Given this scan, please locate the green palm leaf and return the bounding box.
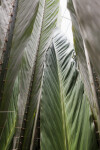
[0,0,39,148]
[67,0,100,134]
[0,76,19,150]
[67,0,92,103]
[71,0,100,76]
[21,0,59,149]
[0,0,59,148]
[0,0,13,56]
[41,32,98,150]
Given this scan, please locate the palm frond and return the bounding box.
[67,0,100,134]
[41,32,98,150]
[21,0,59,149]
[72,0,100,76]
[0,0,39,148]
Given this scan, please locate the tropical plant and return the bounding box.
[0,0,99,150]
[70,0,100,76]
[0,0,59,149]
[41,31,98,150]
[67,0,100,139]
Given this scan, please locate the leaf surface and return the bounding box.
[41,32,98,150]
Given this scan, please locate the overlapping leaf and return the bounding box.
[21,0,59,149]
[0,76,19,149]
[72,0,100,77]
[0,0,59,148]
[67,0,94,113]
[0,0,39,148]
[0,0,13,57]
[67,0,100,133]
[41,32,98,150]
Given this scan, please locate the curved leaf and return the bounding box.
[67,0,100,134]
[21,0,59,149]
[0,0,39,148]
[41,32,98,150]
[67,0,93,104]
[72,0,100,77]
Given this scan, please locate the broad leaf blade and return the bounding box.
[72,0,100,76]
[0,76,19,149]
[0,0,13,57]
[21,0,59,149]
[0,0,39,148]
[41,32,98,150]
[67,0,94,109]
[67,0,100,133]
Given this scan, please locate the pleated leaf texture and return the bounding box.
[72,0,100,77]
[40,32,98,150]
[67,0,93,104]
[67,0,100,134]
[0,0,59,149]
